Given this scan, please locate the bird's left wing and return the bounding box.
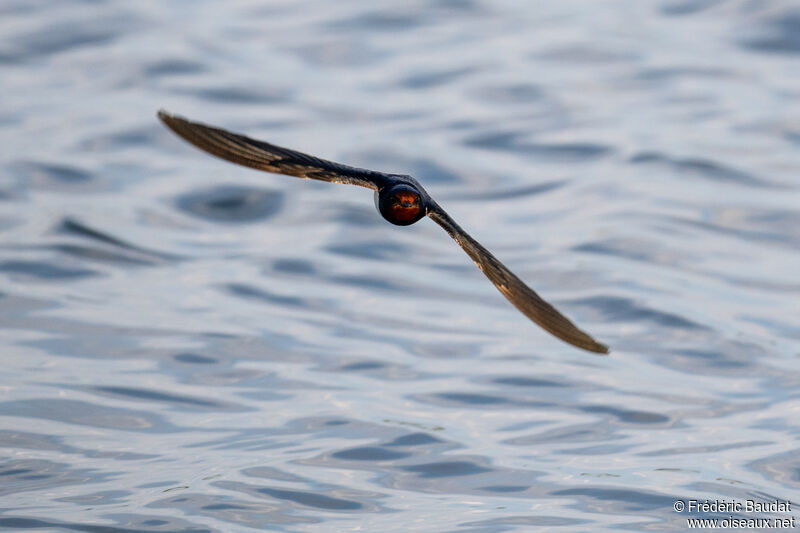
[427,203,608,354]
[158,110,390,190]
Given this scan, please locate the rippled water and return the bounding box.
[2,0,800,531]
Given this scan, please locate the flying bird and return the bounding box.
[158,110,608,354]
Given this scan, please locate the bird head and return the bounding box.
[375,183,425,226]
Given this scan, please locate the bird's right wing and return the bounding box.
[158,110,391,190]
[427,204,608,354]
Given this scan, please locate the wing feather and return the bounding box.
[428,205,608,354]
[158,110,390,190]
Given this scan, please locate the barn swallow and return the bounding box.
[158,110,608,354]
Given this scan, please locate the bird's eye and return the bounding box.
[376,184,425,226]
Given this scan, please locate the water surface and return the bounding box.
[1,0,800,531]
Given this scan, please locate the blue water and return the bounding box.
[2,0,800,531]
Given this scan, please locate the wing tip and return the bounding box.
[586,341,610,355]
[157,109,183,128]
